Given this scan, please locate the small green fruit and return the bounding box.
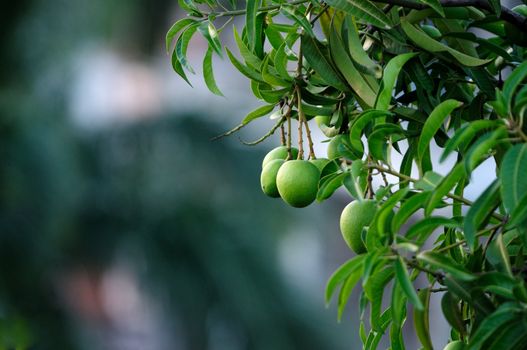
[339,200,377,254]
[262,146,299,168]
[443,341,465,350]
[420,25,442,39]
[505,5,527,46]
[327,134,347,160]
[276,160,320,208]
[260,159,285,198]
[309,158,339,177]
[315,115,331,127]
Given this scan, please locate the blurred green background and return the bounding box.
[0,1,363,349]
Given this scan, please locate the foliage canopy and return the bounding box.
[168,0,527,348]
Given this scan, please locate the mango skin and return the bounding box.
[442,341,465,350]
[276,160,320,208]
[260,159,285,198]
[262,146,299,168]
[339,200,377,254]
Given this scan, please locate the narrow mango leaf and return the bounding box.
[418,0,444,17]
[175,22,200,73]
[274,43,292,81]
[362,249,385,288]
[241,104,276,125]
[414,171,443,191]
[325,254,365,304]
[392,192,430,233]
[468,303,523,349]
[301,34,348,91]
[233,27,262,68]
[441,292,465,335]
[364,266,394,332]
[417,251,476,281]
[226,47,265,83]
[329,25,376,106]
[464,128,507,173]
[417,99,462,162]
[349,110,393,157]
[368,124,405,161]
[166,18,196,52]
[464,180,500,251]
[377,187,410,237]
[171,44,191,85]
[486,234,513,276]
[509,192,527,226]
[414,288,433,350]
[324,0,393,29]
[487,0,501,16]
[337,268,362,321]
[375,53,418,111]
[343,159,366,200]
[485,319,527,350]
[395,257,423,310]
[406,216,461,243]
[425,163,466,216]
[344,17,382,78]
[500,144,527,215]
[261,55,290,87]
[401,21,492,66]
[440,120,502,162]
[282,5,315,37]
[502,61,527,113]
[317,172,346,202]
[198,21,222,56]
[245,0,260,51]
[203,47,223,96]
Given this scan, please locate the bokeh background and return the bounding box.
[0,0,460,349]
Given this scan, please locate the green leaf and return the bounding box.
[274,43,292,81]
[368,124,405,161]
[245,0,260,51]
[301,34,348,91]
[171,44,192,85]
[226,47,265,83]
[392,192,430,233]
[401,21,492,67]
[441,120,502,162]
[486,234,513,276]
[509,192,527,226]
[343,160,366,200]
[282,5,316,38]
[198,21,222,56]
[414,288,433,350]
[325,255,365,304]
[328,24,376,106]
[175,22,201,74]
[324,0,393,29]
[468,303,523,349]
[487,0,501,15]
[425,163,466,216]
[464,179,500,251]
[503,61,527,113]
[406,216,461,243]
[414,171,443,191]
[241,104,276,125]
[441,292,465,336]
[464,128,507,173]
[337,267,362,321]
[364,265,394,332]
[202,47,223,96]
[376,187,410,237]
[485,319,527,350]
[394,257,423,310]
[390,281,407,350]
[344,17,382,78]
[349,110,393,157]
[417,99,462,162]
[233,26,262,68]
[166,18,196,53]
[317,172,346,202]
[375,53,418,111]
[418,0,444,17]
[500,144,527,215]
[418,251,476,280]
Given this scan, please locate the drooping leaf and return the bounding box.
[417,251,476,281]
[203,47,223,96]
[245,0,260,51]
[441,292,465,335]
[413,288,433,350]
[414,171,443,191]
[392,192,430,233]
[364,265,394,332]
[500,144,527,215]
[233,26,262,68]
[317,172,346,202]
[241,104,276,125]
[344,17,382,78]
[325,255,366,304]
[337,267,362,321]
[324,0,393,29]
[198,21,222,56]
[417,99,462,162]
[375,53,418,111]
[226,47,265,83]
[394,257,423,310]
[418,0,444,17]
[166,18,197,53]
[425,163,466,216]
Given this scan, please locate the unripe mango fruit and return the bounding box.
[339,200,377,254]
[262,146,299,168]
[276,160,319,208]
[327,134,347,160]
[260,159,285,198]
[442,341,465,350]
